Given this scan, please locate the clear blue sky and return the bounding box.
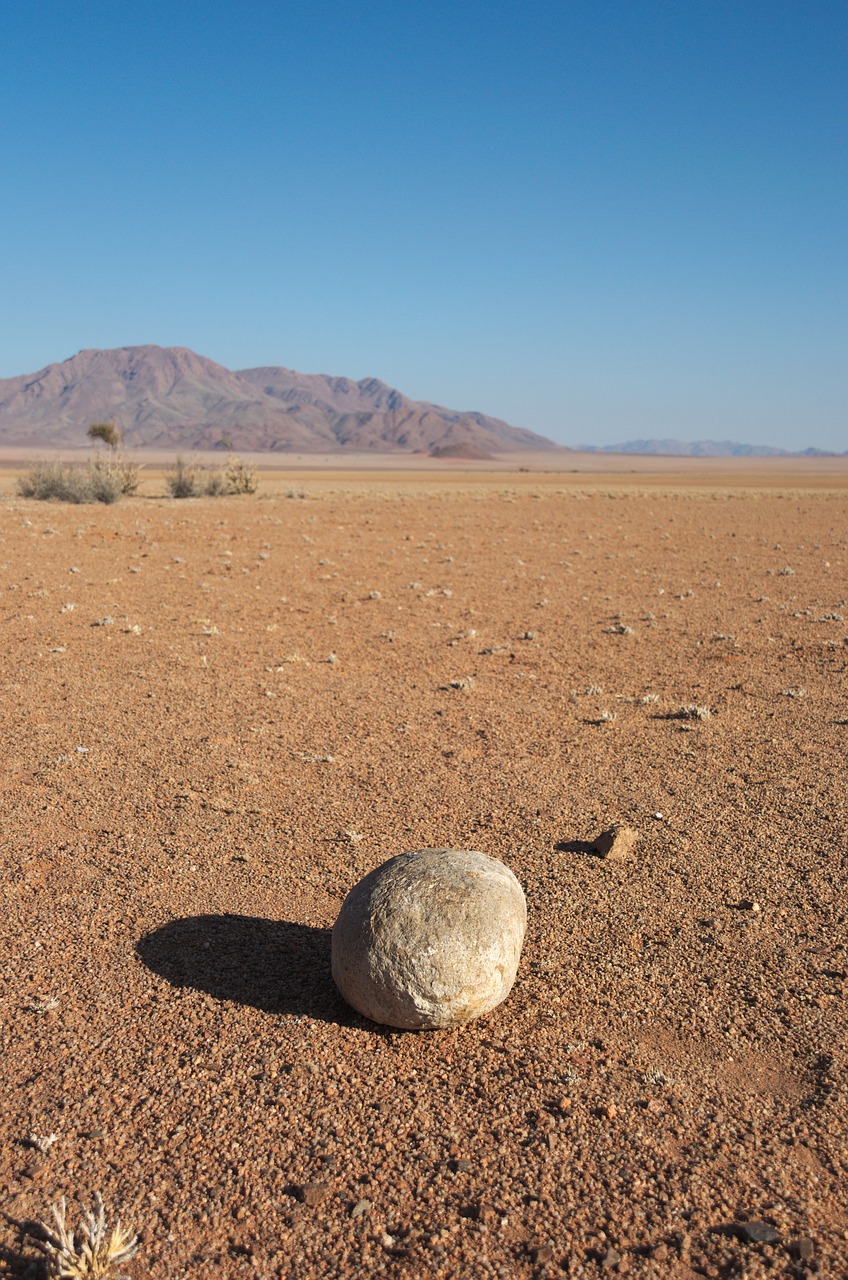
[2,1,846,449]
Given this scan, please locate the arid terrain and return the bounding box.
[1,455,846,1279]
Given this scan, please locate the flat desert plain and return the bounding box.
[1,457,846,1279]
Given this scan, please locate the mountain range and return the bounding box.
[578,439,840,457]
[0,346,555,454]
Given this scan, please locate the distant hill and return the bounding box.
[578,439,840,457]
[0,346,557,453]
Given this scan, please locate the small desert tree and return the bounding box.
[85,419,142,495]
[87,420,121,449]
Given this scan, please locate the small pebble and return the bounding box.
[738,1220,779,1244]
[297,1182,328,1207]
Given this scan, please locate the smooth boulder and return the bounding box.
[331,848,527,1029]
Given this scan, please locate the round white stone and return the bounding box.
[331,848,527,1029]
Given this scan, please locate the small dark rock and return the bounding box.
[792,1237,815,1262]
[450,1158,474,1172]
[529,1242,554,1263]
[296,1182,328,1207]
[738,1220,779,1244]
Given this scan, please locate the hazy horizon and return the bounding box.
[2,2,846,452]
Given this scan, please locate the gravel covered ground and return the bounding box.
[1,473,846,1278]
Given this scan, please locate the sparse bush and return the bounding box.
[202,469,229,496]
[16,459,122,504]
[223,455,258,494]
[166,455,200,498]
[86,458,124,504]
[166,454,258,498]
[111,455,142,495]
[17,460,68,500]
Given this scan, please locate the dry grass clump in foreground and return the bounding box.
[33,1194,138,1278]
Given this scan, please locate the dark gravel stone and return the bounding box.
[792,1237,815,1261]
[297,1182,329,1207]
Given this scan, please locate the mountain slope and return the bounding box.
[0,346,556,452]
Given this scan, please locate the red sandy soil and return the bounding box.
[1,462,846,1279]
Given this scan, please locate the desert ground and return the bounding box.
[1,454,846,1279]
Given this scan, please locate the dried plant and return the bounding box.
[17,460,121,504]
[166,453,258,497]
[223,455,258,494]
[166,455,199,498]
[672,704,712,721]
[34,1194,138,1279]
[25,1131,59,1154]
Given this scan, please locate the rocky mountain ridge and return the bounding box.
[0,346,555,453]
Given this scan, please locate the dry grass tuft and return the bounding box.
[34,1194,138,1279]
[672,704,712,721]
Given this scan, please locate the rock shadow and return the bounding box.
[554,838,599,857]
[136,914,357,1025]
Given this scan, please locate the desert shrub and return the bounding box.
[112,455,142,495]
[166,456,200,498]
[17,460,68,500]
[86,458,123,504]
[166,454,258,498]
[16,459,121,504]
[202,469,229,496]
[223,455,258,494]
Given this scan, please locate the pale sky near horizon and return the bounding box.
[2,1,846,450]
